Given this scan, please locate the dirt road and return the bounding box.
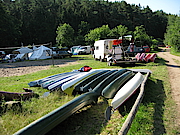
[157,50,180,128]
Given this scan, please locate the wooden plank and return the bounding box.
[118,72,150,135]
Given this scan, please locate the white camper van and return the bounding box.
[93,39,115,62]
[69,46,91,55]
[77,46,91,54]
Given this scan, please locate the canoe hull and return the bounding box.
[111,72,144,110]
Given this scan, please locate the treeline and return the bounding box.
[0,0,169,48]
[164,15,180,52]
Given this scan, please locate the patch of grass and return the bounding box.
[0,92,75,135]
[170,48,180,56]
[0,55,179,134]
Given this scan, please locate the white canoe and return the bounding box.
[111,72,144,110]
[47,73,84,91]
[61,69,104,95]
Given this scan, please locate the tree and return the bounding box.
[56,23,74,48]
[75,21,90,45]
[1,0,170,48]
[164,15,180,52]
[108,24,128,38]
[85,25,110,44]
[134,25,151,46]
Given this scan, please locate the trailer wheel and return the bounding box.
[100,57,104,62]
[107,61,112,66]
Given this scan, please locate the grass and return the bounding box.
[0,55,179,135]
[170,48,180,56]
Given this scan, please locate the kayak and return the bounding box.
[135,53,141,61]
[92,69,129,95]
[149,53,156,62]
[62,69,104,95]
[139,53,146,61]
[41,73,83,89]
[73,70,110,93]
[143,53,151,62]
[111,72,144,110]
[47,73,84,91]
[102,71,134,99]
[80,70,118,93]
[28,71,81,87]
[14,90,100,135]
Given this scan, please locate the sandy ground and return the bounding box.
[0,51,180,127]
[0,59,79,77]
[157,49,180,127]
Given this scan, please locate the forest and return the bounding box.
[0,0,179,51]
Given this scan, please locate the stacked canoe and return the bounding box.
[14,69,151,135]
[28,69,143,96]
[135,53,156,62]
[28,68,151,103]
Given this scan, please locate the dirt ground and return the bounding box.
[157,49,180,128]
[0,51,180,127]
[0,59,79,77]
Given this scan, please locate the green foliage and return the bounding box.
[151,39,159,50]
[164,15,180,52]
[134,25,151,46]
[0,0,170,48]
[0,2,20,47]
[75,21,90,45]
[108,25,128,38]
[85,25,110,43]
[56,23,74,47]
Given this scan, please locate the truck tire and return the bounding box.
[107,61,112,66]
[93,55,97,60]
[100,57,104,62]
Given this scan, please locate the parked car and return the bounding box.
[69,46,91,55]
[143,45,150,53]
[0,51,5,58]
[158,43,166,47]
[76,46,91,54]
[53,51,72,59]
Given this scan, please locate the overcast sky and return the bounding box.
[109,0,180,15]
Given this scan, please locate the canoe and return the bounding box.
[28,71,81,87]
[13,69,149,135]
[41,73,83,89]
[102,71,135,99]
[73,70,110,93]
[111,72,144,110]
[47,73,84,91]
[128,69,152,74]
[139,53,146,61]
[37,72,81,86]
[143,53,151,62]
[80,70,118,93]
[149,53,156,62]
[92,69,129,95]
[14,91,100,135]
[62,69,104,95]
[135,53,141,61]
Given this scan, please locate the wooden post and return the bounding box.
[50,42,54,66]
[118,72,150,135]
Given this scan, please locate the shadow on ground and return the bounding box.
[45,99,108,135]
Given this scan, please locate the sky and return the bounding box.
[109,0,180,15]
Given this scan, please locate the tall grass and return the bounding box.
[0,55,179,134]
